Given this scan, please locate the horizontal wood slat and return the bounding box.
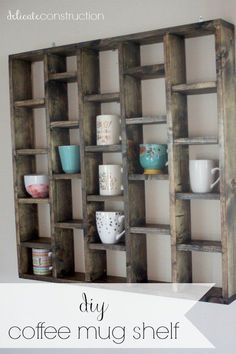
[87,195,124,202]
[89,242,126,251]
[172,81,217,94]
[85,145,122,153]
[54,220,84,229]
[14,98,45,108]
[130,224,170,235]
[52,173,81,180]
[129,174,169,181]
[124,64,165,80]
[174,137,218,145]
[50,120,79,129]
[18,198,50,204]
[84,92,120,102]
[126,116,167,125]
[48,71,77,82]
[20,237,52,249]
[176,192,220,200]
[16,148,48,155]
[177,240,222,253]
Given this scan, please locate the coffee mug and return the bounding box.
[58,145,80,173]
[96,211,125,244]
[96,115,121,145]
[189,160,220,193]
[99,165,123,196]
[139,144,168,174]
[32,248,52,276]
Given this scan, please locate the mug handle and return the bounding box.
[210,167,220,190]
[116,216,125,241]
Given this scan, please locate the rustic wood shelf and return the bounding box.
[89,242,126,251]
[130,224,170,235]
[129,174,169,181]
[52,173,81,180]
[84,92,120,103]
[172,81,217,95]
[124,64,165,80]
[85,144,122,153]
[21,237,51,249]
[19,273,56,282]
[14,98,45,108]
[16,148,48,155]
[9,18,236,302]
[174,137,218,145]
[176,192,220,200]
[126,116,167,125]
[48,71,77,83]
[176,240,222,253]
[50,120,79,129]
[54,220,84,229]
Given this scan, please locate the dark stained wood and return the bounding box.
[215,23,236,299]
[54,219,84,229]
[48,71,77,83]
[50,120,79,129]
[85,144,122,153]
[174,137,218,145]
[164,33,192,283]
[14,98,45,108]
[21,237,52,249]
[176,240,222,253]
[124,64,165,80]
[78,47,106,281]
[84,92,120,103]
[53,173,81,180]
[130,224,170,235]
[119,41,147,282]
[16,148,48,155]
[126,116,167,125]
[172,81,217,95]
[176,192,220,200]
[129,173,169,181]
[89,243,126,251]
[18,198,50,204]
[87,194,124,202]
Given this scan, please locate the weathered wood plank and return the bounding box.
[130,223,170,235]
[84,92,120,102]
[89,243,126,251]
[176,192,220,200]
[164,33,192,283]
[48,71,77,83]
[85,144,122,153]
[54,219,84,229]
[124,64,165,80]
[176,240,222,253]
[18,198,50,204]
[52,173,81,180]
[50,120,79,129]
[126,116,167,125]
[87,195,124,202]
[129,173,169,181]
[21,237,52,249]
[174,137,218,145]
[172,81,217,95]
[16,148,48,155]
[14,98,45,108]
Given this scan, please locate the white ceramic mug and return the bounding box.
[96,115,121,145]
[189,160,220,193]
[96,211,125,244]
[32,248,52,276]
[99,164,123,196]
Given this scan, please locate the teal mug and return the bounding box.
[139,144,168,174]
[58,145,80,174]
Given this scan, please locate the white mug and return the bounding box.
[96,211,125,244]
[189,160,220,193]
[96,115,121,145]
[99,164,122,196]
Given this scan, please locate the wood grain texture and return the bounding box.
[89,243,126,251]
[174,137,218,145]
[119,41,147,282]
[14,98,45,108]
[176,240,222,253]
[128,173,169,181]
[21,237,52,249]
[52,173,81,180]
[130,224,170,235]
[87,194,124,202]
[124,64,165,80]
[48,71,77,83]
[84,92,120,102]
[55,219,84,229]
[176,192,220,200]
[164,33,192,283]
[126,116,167,125]
[85,144,122,153]
[172,81,216,94]
[50,120,79,129]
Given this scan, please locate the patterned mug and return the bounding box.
[99,165,123,196]
[32,248,52,276]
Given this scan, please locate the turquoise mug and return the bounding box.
[139,144,168,174]
[58,145,80,174]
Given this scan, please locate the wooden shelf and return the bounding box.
[16,148,48,155]
[89,242,126,251]
[176,240,222,253]
[14,98,45,108]
[124,64,165,80]
[19,273,55,282]
[130,223,170,235]
[50,120,79,129]
[176,192,220,200]
[84,92,120,103]
[129,174,168,181]
[174,137,218,145]
[85,145,122,153]
[53,173,81,180]
[54,220,84,229]
[56,272,86,283]
[126,116,167,125]
[172,81,217,95]
[20,237,51,249]
[87,195,124,202]
[18,198,50,204]
[48,71,77,83]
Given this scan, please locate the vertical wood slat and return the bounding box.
[44,54,74,277]
[164,34,192,283]
[215,22,236,299]
[119,42,147,282]
[77,48,106,281]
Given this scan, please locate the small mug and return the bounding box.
[189,160,220,193]
[99,164,123,196]
[96,115,121,145]
[58,145,80,174]
[139,144,168,174]
[96,211,125,244]
[32,248,52,276]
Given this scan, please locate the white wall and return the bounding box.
[0,0,235,288]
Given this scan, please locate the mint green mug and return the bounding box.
[58,145,80,174]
